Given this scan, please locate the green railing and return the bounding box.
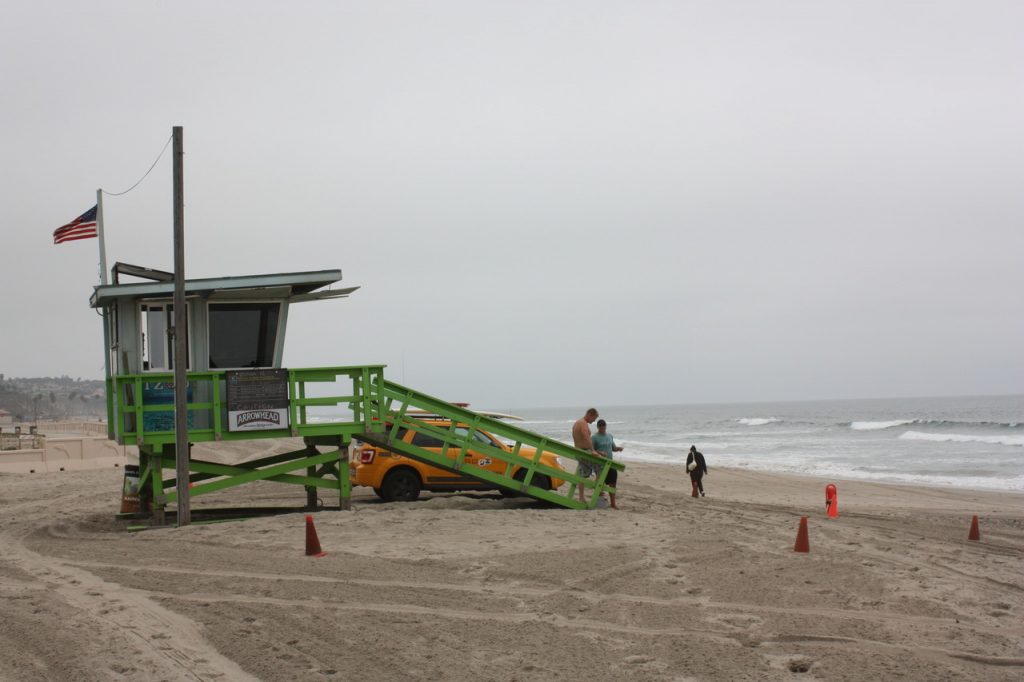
[109,365,387,447]
[366,379,624,510]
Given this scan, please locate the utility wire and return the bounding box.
[102,133,173,196]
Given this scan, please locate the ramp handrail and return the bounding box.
[371,379,623,510]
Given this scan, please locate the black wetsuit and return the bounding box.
[686,450,707,496]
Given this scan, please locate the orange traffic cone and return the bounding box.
[305,515,326,557]
[794,516,810,553]
[967,515,980,542]
[825,483,838,518]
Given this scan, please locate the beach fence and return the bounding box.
[0,423,134,473]
[1,431,45,452]
[34,420,108,437]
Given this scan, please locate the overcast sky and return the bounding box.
[3,1,1022,408]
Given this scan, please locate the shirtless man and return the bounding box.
[572,408,601,503]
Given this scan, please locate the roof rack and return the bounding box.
[405,408,523,421]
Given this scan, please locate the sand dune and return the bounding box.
[1,456,1021,681]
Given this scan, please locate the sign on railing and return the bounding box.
[226,369,290,432]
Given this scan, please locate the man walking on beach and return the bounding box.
[686,445,707,498]
[572,408,600,503]
[592,419,624,509]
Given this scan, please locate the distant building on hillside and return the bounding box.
[0,409,13,425]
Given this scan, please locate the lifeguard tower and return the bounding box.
[92,263,622,519]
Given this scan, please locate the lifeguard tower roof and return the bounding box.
[90,269,357,308]
[93,266,359,379]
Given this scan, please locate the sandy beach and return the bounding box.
[1,441,1022,681]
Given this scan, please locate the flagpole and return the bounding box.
[96,190,114,441]
[96,189,109,285]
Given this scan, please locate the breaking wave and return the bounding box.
[850,420,914,431]
[915,419,1021,429]
[898,431,1024,447]
[736,418,781,426]
[849,419,1021,431]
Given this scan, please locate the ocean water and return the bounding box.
[513,395,1024,493]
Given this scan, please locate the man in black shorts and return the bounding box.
[592,419,624,508]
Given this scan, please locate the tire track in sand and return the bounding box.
[0,490,258,681]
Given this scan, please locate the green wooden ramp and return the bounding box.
[362,379,623,510]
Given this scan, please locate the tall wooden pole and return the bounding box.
[96,189,108,285]
[172,126,191,527]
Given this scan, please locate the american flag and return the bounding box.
[53,205,98,244]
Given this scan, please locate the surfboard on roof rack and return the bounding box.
[405,408,523,421]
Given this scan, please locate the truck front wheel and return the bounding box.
[380,469,422,502]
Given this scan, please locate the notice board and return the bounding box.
[226,369,290,432]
